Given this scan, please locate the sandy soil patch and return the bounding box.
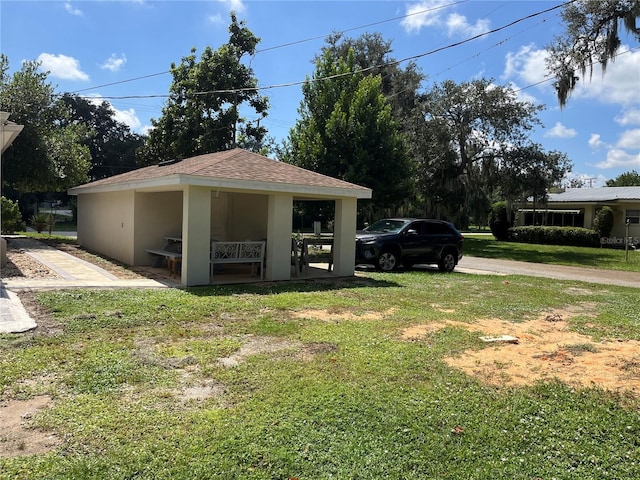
[402,306,640,395]
[0,396,62,458]
[290,308,394,322]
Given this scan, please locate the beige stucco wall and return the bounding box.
[228,193,268,241]
[77,191,135,264]
[133,191,183,265]
[210,192,230,241]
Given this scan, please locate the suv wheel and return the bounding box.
[438,250,457,272]
[377,251,399,271]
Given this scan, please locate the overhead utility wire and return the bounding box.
[255,0,469,53]
[69,0,467,95]
[89,0,574,101]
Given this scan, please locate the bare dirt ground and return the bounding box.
[401,303,640,396]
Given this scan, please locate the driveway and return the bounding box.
[457,256,640,288]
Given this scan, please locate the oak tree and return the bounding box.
[546,0,640,107]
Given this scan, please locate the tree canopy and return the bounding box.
[281,44,412,222]
[58,94,144,181]
[413,79,553,226]
[142,13,269,163]
[546,0,640,107]
[0,55,90,196]
[605,169,640,186]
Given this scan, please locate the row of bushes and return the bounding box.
[488,201,610,248]
[508,226,600,247]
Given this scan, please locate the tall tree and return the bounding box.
[0,56,90,198]
[282,47,413,222]
[143,13,269,163]
[497,144,572,220]
[321,32,425,124]
[546,0,640,107]
[414,79,543,226]
[57,94,144,180]
[605,169,640,186]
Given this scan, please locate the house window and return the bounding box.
[626,209,640,224]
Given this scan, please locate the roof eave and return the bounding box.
[68,173,373,199]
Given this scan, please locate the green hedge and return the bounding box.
[508,226,599,247]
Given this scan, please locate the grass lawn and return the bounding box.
[1,272,639,479]
[463,234,640,272]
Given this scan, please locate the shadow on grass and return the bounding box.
[186,275,402,297]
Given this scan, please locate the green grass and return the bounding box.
[463,234,640,272]
[1,273,639,479]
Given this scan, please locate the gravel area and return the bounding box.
[2,244,58,279]
[2,238,148,280]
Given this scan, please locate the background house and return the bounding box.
[517,186,640,240]
[68,148,372,286]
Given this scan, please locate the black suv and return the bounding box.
[355,218,463,272]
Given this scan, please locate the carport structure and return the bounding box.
[68,148,372,286]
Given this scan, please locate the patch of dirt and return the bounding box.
[217,335,303,367]
[13,292,64,337]
[401,306,640,395]
[290,308,395,322]
[0,396,63,458]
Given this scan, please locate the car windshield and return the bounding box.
[363,219,410,233]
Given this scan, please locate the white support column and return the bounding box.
[181,186,211,286]
[332,197,357,276]
[266,194,293,281]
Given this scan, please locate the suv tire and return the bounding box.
[377,250,399,271]
[438,250,457,272]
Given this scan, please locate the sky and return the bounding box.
[1,0,639,187]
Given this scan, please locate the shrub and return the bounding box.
[488,201,511,241]
[1,196,25,234]
[508,226,599,247]
[30,212,53,233]
[593,206,614,239]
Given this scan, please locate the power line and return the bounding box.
[254,0,470,53]
[69,0,469,96]
[77,1,575,101]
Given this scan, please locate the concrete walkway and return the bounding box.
[1,238,176,334]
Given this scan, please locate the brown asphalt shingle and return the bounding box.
[72,148,370,192]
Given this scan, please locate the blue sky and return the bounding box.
[2,0,639,187]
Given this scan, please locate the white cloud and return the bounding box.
[545,122,577,139]
[504,81,539,105]
[140,125,154,136]
[617,128,640,150]
[615,108,640,126]
[65,2,82,16]
[446,13,490,38]
[400,1,489,37]
[400,0,448,33]
[36,53,89,81]
[217,0,245,13]
[502,44,550,86]
[208,13,224,25]
[86,95,142,132]
[588,133,606,149]
[596,149,640,169]
[113,108,142,132]
[572,46,640,106]
[101,54,127,72]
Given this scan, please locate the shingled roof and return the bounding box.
[69,148,372,198]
